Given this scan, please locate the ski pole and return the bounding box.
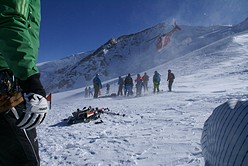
[101,108,125,117]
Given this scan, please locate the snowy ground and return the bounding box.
[38,33,248,165]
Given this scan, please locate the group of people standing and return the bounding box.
[89,69,175,98]
[84,87,93,97]
[153,69,175,92]
[117,69,175,96]
[117,72,149,96]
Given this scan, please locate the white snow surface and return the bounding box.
[38,32,248,166]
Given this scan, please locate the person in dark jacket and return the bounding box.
[93,74,102,98]
[153,71,161,93]
[167,69,175,92]
[117,76,124,96]
[124,73,133,96]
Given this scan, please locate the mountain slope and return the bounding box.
[38,18,248,93]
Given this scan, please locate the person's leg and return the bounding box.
[127,85,131,96]
[145,82,148,92]
[170,81,173,91]
[124,86,127,96]
[154,83,159,93]
[93,87,97,98]
[118,86,121,96]
[96,86,100,98]
[139,85,142,95]
[168,81,172,91]
[0,105,39,166]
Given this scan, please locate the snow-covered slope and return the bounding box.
[38,51,93,91]
[38,18,248,93]
[38,31,248,165]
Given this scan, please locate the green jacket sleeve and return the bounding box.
[0,0,40,80]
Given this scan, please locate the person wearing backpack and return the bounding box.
[153,71,161,93]
[167,69,175,92]
[124,73,133,96]
[93,74,102,98]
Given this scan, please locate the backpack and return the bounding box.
[153,74,160,83]
[171,73,175,79]
[125,76,133,85]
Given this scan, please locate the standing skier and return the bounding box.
[142,72,149,93]
[167,69,175,92]
[0,0,48,165]
[124,73,133,96]
[153,71,161,93]
[117,76,124,96]
[106,83,110,94]
[88,87,93,97]
[93,74,102,98]
[135,74,143,96]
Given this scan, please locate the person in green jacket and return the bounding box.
[0,0,48,165]
[153,71,161,93]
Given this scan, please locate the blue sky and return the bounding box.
[38,0,248,63]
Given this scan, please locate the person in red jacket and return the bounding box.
[135,74,143,96]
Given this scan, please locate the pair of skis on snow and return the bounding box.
[66,106,125,125]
